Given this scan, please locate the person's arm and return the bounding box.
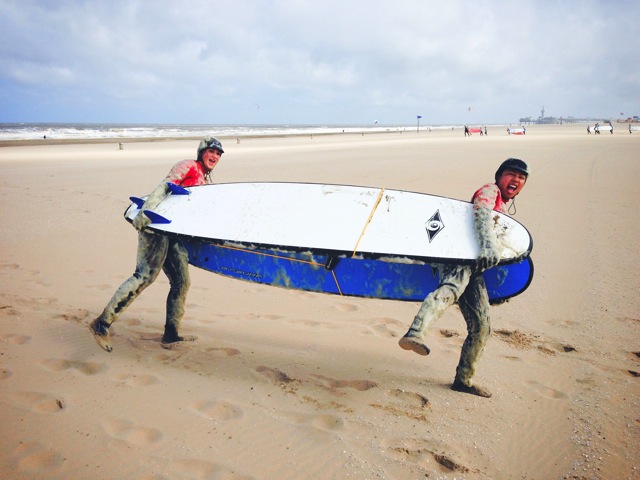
[132,160,198,231]
[472,185,502,271]
[132,180,170,231]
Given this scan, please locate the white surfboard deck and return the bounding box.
[594,125,613,131]
[125,182,532,264]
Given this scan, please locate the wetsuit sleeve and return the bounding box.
[472,188,502,271]
[132,160,201,231]
[472,183,500,211]
[165,160,197,186]
[132,161,192,230]
[132,181,170,230]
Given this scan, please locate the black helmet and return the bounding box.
[495,158,529,182]
[197,136,224,159]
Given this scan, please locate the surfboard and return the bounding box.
[124,182,534,303]
[594,125,613,132]
[507,128,525,135]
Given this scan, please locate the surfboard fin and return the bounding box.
[143,210,171,224]
[166,183,190,195]
[129,196,146,209]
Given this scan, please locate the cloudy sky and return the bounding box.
[1,0,638,125]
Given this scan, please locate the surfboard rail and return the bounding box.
[183,238,534,303]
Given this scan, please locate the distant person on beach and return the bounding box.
[464,125,471,137]
[587,125,591,134]
[399,158,530,398]
[484,126,487,136]
[89,137,225,352]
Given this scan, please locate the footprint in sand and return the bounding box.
[334,302,358,313]
[281,411,344,431]
[370,389,430,422]
[204,347,241,357]
[56,309,90,323]
[0,262,20,270]
[169,459,254,480]
[102,418,162,446]
[381,437,469,473]
[0,306,22,318]
[113,373,159,386]
[11,441,64,474]
[154,353,174,363]
[255,365,294,384]
[0,333,31,344]
[38,358,108,376]
[369,317,403,338]
[310,373,377,391]
[388,388,430,408]
[524,380,568,400]
[1,368,13,380]
[189,400,243,421]
[286,318,336,329]
[6,391,66,414]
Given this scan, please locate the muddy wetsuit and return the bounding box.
[400,183,508,396]
[93,159,211,344]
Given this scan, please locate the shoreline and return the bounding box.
[0,121,618,147]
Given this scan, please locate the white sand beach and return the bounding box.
[0,124,638,479]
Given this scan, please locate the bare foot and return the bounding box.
[89,319,112,353]
[398,336,430,356]
[451,379,492,398]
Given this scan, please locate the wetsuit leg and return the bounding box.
[90,232,168,351]
[161,239,191,343]
[452,272,492,397]
[399,264,472,355]
[95,232,168,328]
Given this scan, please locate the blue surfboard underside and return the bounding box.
[184,240,533,303]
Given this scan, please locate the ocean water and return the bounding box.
[0,123,439,141]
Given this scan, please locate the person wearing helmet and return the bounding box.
[399,158,530,398]
[90,137,224,352]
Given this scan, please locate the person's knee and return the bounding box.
[135,265,162,284]
[438,282,462,304]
